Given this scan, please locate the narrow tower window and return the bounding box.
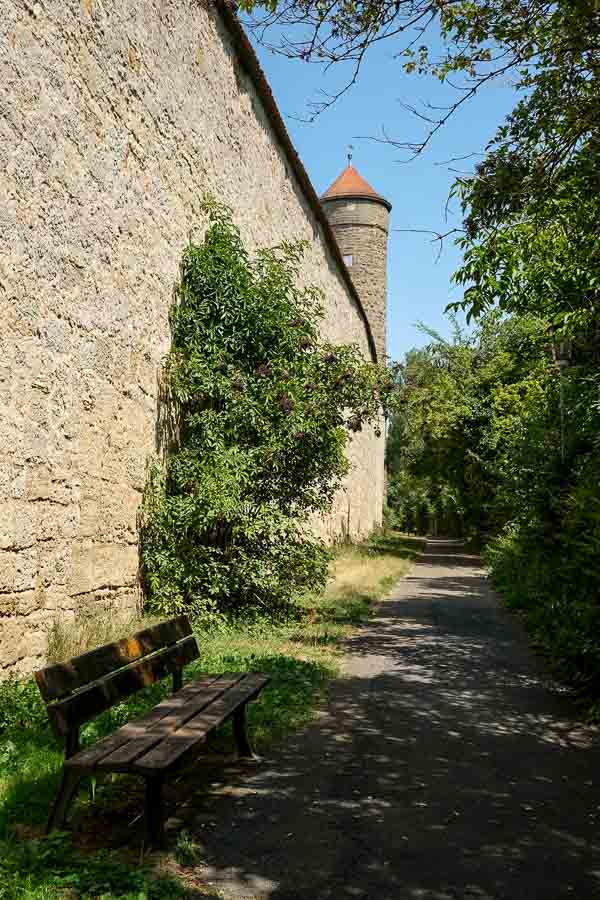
[343,254,353,267]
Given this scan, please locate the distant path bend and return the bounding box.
[187,539,600,899]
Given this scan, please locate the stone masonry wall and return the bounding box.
[0,0,385,676]
[321,197,390,361]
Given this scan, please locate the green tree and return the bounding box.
[388,305,600,696]
[451,150,600,337]
[386,323,481,537]
[386,312,548,537]
[140,198,393,621]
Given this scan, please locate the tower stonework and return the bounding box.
[321,166,391,360]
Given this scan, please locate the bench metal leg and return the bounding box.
[233,703,258,759]
[145,776,166,848]
[172,669,183,693]
[47,769,81,833]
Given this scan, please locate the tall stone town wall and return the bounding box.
[0,0,386,675]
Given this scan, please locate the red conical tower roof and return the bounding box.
[322,165,391,210]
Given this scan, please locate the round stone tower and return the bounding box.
[321,165,391,361]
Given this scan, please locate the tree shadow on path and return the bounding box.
[88,541,600,899]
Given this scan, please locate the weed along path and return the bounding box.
[174,539,600,899]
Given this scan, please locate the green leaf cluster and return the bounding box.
[387,307,600,698]
[386,312,547,537]
[140,198,392,621]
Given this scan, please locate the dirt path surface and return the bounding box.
[180,540,600,899]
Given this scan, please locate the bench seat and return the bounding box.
[65,672,269,775]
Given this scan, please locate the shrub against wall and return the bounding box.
[140,199,393,621]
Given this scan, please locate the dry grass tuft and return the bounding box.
[46,609,161,664]
[327,545,413,601]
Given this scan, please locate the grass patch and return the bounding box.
[0,831,192,900]
[0,532,420,899]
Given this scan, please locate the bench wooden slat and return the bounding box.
[35,616,192,702]
[133,673,270,774]
[63,674,223,771]
[47,635,200,736]
[93,673,244,770]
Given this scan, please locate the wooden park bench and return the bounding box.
[34,615,269,846]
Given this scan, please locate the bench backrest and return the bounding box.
[34,616,199,738]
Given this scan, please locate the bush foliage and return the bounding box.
[387,308,600,698]
[140,198,392,621]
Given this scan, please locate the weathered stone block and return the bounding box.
[68,543,139,597]
[0,620,29,667]
[0,550,36,594]
[0,502,35,550]
[0,594,18,617]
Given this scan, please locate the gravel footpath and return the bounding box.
[179,539,600,899]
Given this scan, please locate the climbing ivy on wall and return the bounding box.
[140,197,394,621]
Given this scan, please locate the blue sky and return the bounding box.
[250,28,518,361]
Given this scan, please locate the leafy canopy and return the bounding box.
[140,198,393,621]
[387,308,600,698]
[385,312,549,537]
[242,0,600,205]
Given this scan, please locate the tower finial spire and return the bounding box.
[347,144,354,165]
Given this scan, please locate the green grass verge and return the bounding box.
[0,532,421,899]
